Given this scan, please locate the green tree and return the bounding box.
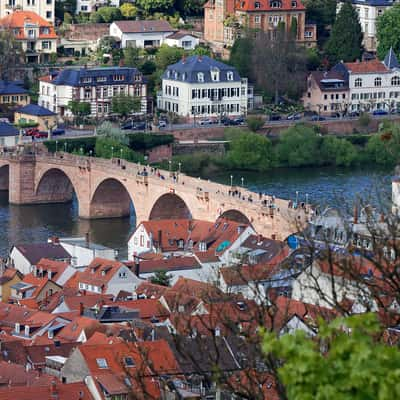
[140,60,157,75]
[136,0,174,15]
[246,115,265,132]
[320,136,357,167]
[111,95,141,118]
[56,0,77,21]
[325,2,363,63]
[226,132,274,171]
[229,37,253,78]
[95,137,144,162]
[120,3,138,18]
[0,30,24,80]
[123,47,140,67]
[276,124,321,167]
[150,270,172,286]
[262,313,400,400]
[290,17,298,38]
[91,7,122,23]
[377,4,400,60]
[155,45,185,71]
[68,101,91,117]
[366,123,400,166]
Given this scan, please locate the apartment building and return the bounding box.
[0,0,54,24]
[157,55,248,119]
[38,66,147,117]
[0,10,57,63]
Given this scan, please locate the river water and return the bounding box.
[0,165,393,258]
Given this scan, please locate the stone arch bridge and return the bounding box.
[0,152,306,240]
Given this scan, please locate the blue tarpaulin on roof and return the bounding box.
[216,240,230,252]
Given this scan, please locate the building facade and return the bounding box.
[0,10,58,63]
[76,0,120,14]
[157,55,248,119]
[338,0,399,53]
[0,80,30,106]
[303,49,400,114]
[109,20,175,49]
[0,0,55,24]
[38,66,147,117]
[204,0,317,48]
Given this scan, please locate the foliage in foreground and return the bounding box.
[262,313,400,400]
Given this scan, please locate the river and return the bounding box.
[0,165,393,259]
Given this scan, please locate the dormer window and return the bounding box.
[81,77,92,83]
[182,72,186,81]
[197,72,204,82]
[240,1,245,7]
[97,76,107,82]
[211,67,220,82]
[167,70,171,78]
[174,71,179,79]
[270,0,281,7]
[255,1,260,8]
[227,71,234,81]
[96,358,108,369]
[113,75,124,81]
[291,0,297,7]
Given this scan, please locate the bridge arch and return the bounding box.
[219,209,252,225]
[149,192,192,220]
[35,167,77,204]
[90,177,135,219]
[0,164,9,191]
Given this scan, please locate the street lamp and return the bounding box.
[241,177,244,187]
[111,146,114,159]
[295,190,299,206]
[89,150,93,157]
[169,160,172,175]
[178,162,181,174]
[230,175,233,187]
[80,147,83,155]
[120,148,123,159]
[55,140,58,153]
[64,142,67,152]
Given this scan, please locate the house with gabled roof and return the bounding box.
[73,258,142,296]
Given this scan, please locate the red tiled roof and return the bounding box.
[133,256,201,274]
[135,281,169,299]
[0,11,58,40]
[0,382,92,400]
[109,299,170,321]
[171,277,224,301]
[0,361,53,387]
[344,59,389,74]
[57,316,105,342]
[235,0,305,12]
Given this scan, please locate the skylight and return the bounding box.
[96,358,108,369]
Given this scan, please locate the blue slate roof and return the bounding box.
[0,80,28,96]
[162,56,242,83]
[351,0,395,5]
[18,104,56,116]
[50,67,143,87]
[0,122,19,137]
[384,47,400,69]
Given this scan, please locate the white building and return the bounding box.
[76,0,120,14]
[59,237,116,268]
[157,55,248,120]
[338,0,398,52]
[38,66,147,117]
[0,0,55,24]
[110,20,175,48]
[333,48,400,112]
[164,31,200,50]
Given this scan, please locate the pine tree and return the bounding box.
[325,1,363,64]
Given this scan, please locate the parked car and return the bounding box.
[287,113,302,120]
[348,111,360,118]
[373,109,388,116]
[198,119,213,126]
[52,128,65,136]
[121,121,146,130]
[158,120,167,128]
[25,128,40,136]
[33,131,48,139]
[268,114,282,121]
[310,115,326,121]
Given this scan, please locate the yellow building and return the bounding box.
[15,104,57,131]
[0,268,23,303]
[0,80,30,106]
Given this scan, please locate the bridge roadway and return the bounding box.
[0,151,307,240]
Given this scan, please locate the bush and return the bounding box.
[127,133,174,150]
[44,137,96,155]
[246,115,265,132]
[95,137,144,162]
[358,112,371,127]
[15,121,39,128]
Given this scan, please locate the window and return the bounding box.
[197,72,204,82]
[46,11,52,19]
[119,271,127,278]
[270,0,281,8]
[96,358,108,369]
[392,76,400,86]
[254,15,261,24]
[97,76,107,82]
[355,78,362,87]
[113,75,124,81]
[374,77,382,87]
[255,1,260,8]
[124,357,135,367]
[291,0,297,6]
[227,71,234,81]
[42,41,51,50]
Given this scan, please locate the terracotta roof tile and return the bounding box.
[109,299,170,321]
[344,59,389,74]
[235,0,305,12]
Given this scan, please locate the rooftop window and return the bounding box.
[96,358,108,369]
[124,357,135,367]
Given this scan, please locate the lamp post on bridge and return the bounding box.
[64,142,67,153]
[111,146,114,159]
[169,160,172,177]
[241,177,244,187]
[295,191,299,207]
[178,162,181,174]
[230,175,233,187]
[55,140,58,153]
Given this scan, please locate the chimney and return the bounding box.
[157,230,162,252]
[182,54,186,64]
[85,232,90,248]
[353,204,358,224]
[271,233,276,240]
[79,302,84,316]
[50,380,57,398]
[135,258,140,277]
[257,234,262,244]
